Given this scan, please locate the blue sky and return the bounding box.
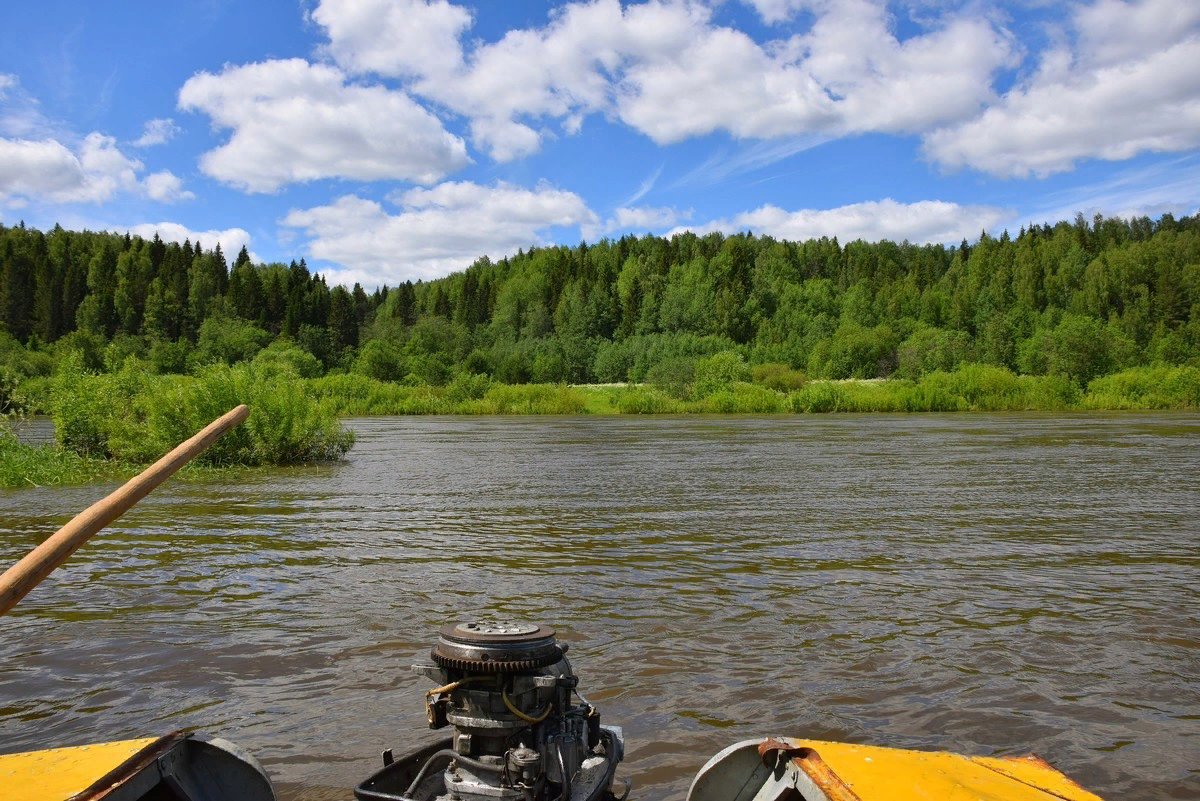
[1,0,1197,290]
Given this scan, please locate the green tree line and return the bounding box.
[2,212,1199,397]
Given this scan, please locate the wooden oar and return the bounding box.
[0,404,250,616]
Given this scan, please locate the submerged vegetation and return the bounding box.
[2,211,1199,487]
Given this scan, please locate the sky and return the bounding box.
[0,0,1198,290]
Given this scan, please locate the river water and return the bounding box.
[1,415,1197,800]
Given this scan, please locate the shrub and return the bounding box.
[695,383,786,413]
[253,338,324,378]
[645,357,696,399]
[789,382,850,413]
[615,386,683,414]
[353,340,407,382]
[750,363,807,392]
[693,351,751,397]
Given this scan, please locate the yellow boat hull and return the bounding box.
[0,732,274,801]
[688,737,1103,801]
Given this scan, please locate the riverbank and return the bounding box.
[304,363,1200,415]
[3,363,1196,489]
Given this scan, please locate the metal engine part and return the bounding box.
[392,621,625,801]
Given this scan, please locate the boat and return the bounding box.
[1,620,1104,801]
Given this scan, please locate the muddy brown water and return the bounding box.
[1,415,1197,800]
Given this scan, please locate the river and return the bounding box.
[1,414,1197,800]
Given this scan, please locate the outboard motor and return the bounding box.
[355,622,626,801]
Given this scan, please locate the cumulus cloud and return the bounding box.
[0,76,193,206]
[924,0,1200,177]
[675,198,1011,245]
[125,222,253,263]
[0,132,195,206]
[312,0,471,79]
[281,181,597,284]
[144,170,195,202]
[178,58,469,192]
[586,205,689,240]
[133,118,180,147]
[313,0,1013,161]
[0,132,144,204]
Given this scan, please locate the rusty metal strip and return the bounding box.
[66,731,190,801]
[758,739,863,801]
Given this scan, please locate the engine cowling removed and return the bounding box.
[354,622,626,801]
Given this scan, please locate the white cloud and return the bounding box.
[741,0,812,24]
[125,222,253,263]
[0,77,192,206]
[177,58,469,192]
[0,132,144,204]
[133,118,180,147]
[313,0,1013,161]
[281,182,597,284]
[144,170,195,203]
[0,131,195,206]
[675,198,1011,245]
[586,205,689,240]
[924,0,1200,177]
[312,0,471,79]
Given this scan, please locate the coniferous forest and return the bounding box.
[2,212,1198,392]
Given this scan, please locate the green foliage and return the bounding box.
[121,364,354,465]
[614,386,684,414]
[445,372,492,404]
[353,339,407,382]
[253,338,324,379]
[694,382,786,413]
[645,357,695,399]
[0,430,119,488]
[149,338,189,374]
[1084,366,1200,409]
[194,314,272,366]
[49,358,353,465]
[790,382,852,413]
[462,383,588,415]
[750,363,807,392]
[4,212,1200,426]
[809,324,898,379]
[693,350,751,397]
[895,326,975,378]
[1042,313,1136,385]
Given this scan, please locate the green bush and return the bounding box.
[253,338,324,379]
[467,384,588,415]
[149,339,190,375]
[695,383,786,413]
[50,359,353,465]
[750,363,807,392]
[789,382,851,413]
[352,340,407,382]
[693,351,751,397]
[446,372,492,404]
[614,386,683,414]
[1084,366,1200,409]
[645,357,696,399]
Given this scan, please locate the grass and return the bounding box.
[0,431,122,489]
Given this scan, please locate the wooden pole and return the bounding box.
[0,404,250,616]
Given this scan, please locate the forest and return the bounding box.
[1,211,1198,398]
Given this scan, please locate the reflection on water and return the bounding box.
[1,414,1198,800]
